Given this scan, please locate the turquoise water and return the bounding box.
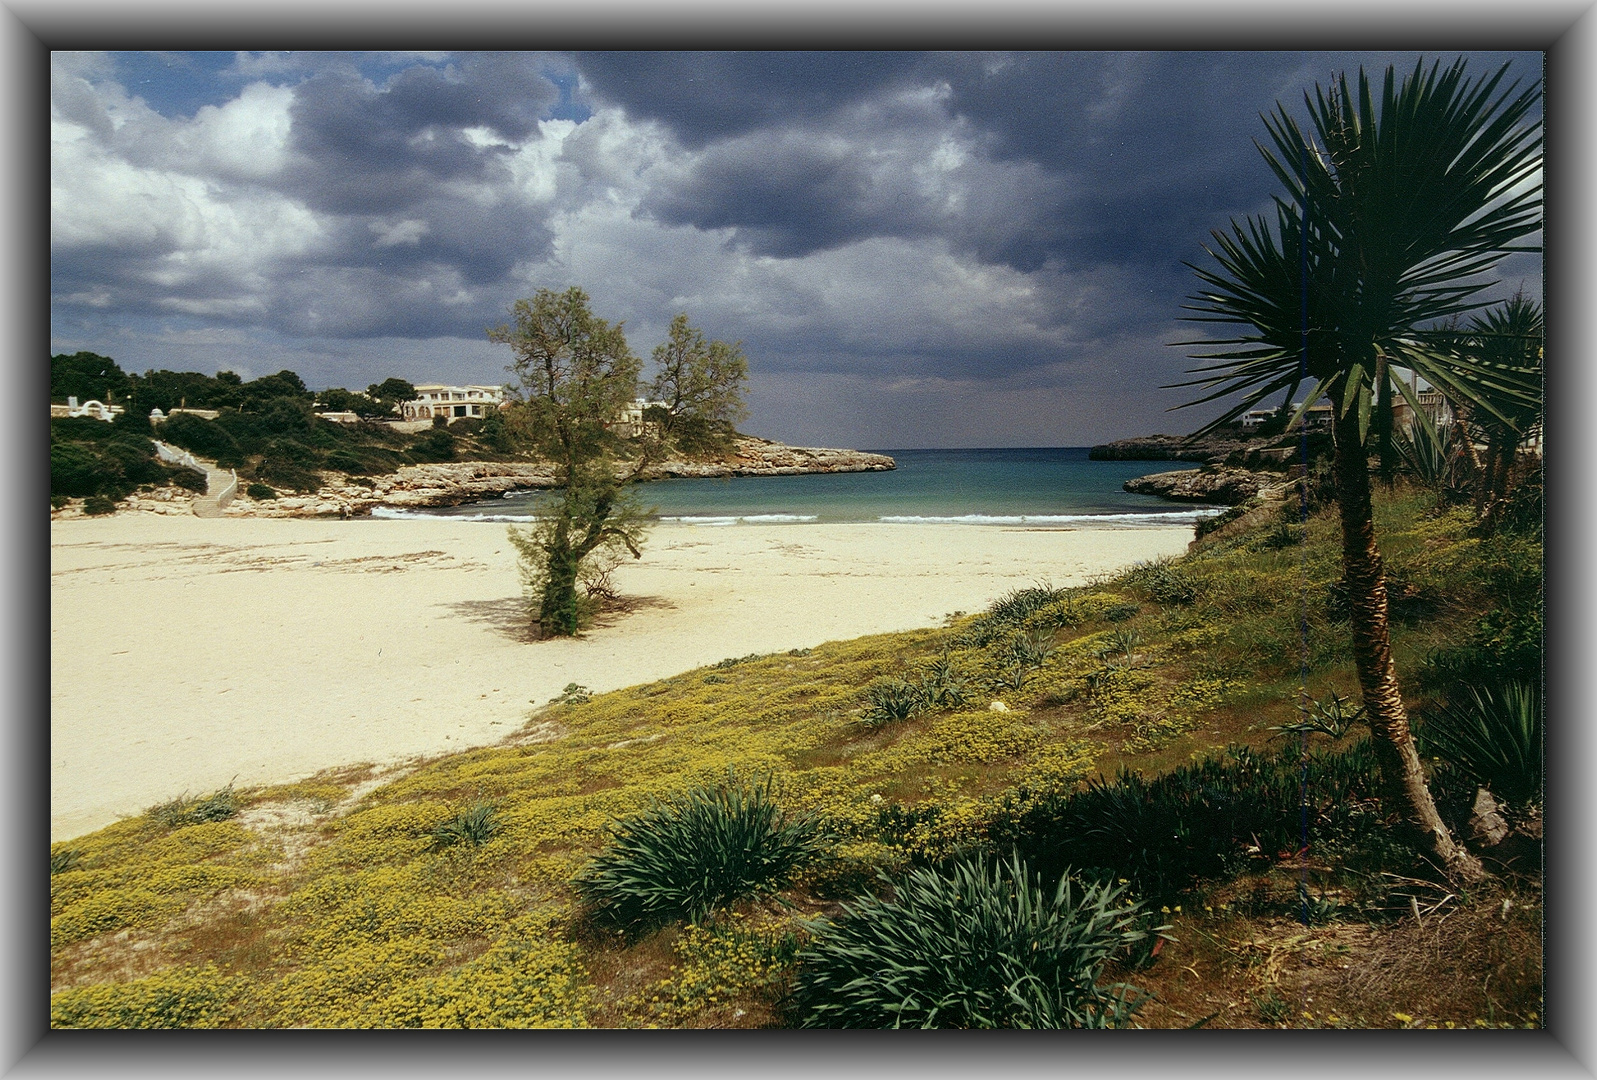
[379,448,1223,528]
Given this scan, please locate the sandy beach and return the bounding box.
[51,515,1193,840]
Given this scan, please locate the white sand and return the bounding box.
[51,515,1193,840]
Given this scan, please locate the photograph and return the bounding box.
[49,48,1546,1031]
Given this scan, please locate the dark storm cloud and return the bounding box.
[592,50,1541,277]
[575,51,923,148]
[284,54,557,214]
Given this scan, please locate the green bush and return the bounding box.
[165,466,209,493]
[430,802,502,850]
[83,494,117,516]
[985,741,1393,901]
[408,427,456,463]
[789,854,1152,1029]
[160,412,241,461]
[246,483,277,500]
[573,774,827,933]
[1415,681,1543,808]
[149,785,238,829]
[859,679,927,728]
[50,495,69,510]
[1120,560,1199,605]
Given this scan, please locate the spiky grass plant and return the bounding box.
[574,774,827,933]
[50,847,82,875]
[1416,681,1542,808]
[148,784,237,829]
[1121,559,1200,606]
[430,801,503,850]
[789,853,1153,1029]
[859,679,926,729]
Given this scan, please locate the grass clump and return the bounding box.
[246,482,277,500]
[51,847,83,875]
[858,679,927,728]
[149,785,238,829]
[429,802,502,851]
[789,853,1154,1029]
[83,494,117,515]
[574,774,828,933]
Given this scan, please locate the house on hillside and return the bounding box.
[399,385,508,423]
[50,396,123,422]
[607,399,670,439]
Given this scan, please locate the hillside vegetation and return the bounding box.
[49,479,1542,1028]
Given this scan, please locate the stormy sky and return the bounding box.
[50,50,1543,448]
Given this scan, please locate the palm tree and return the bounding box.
[1460,292,1544,521]
[1172,58,1542,880]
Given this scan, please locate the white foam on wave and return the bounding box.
[657,514,820,526]
[877,509,1226,527]
[370,506,538,523]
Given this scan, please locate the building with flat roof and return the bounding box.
[400,385,507,423]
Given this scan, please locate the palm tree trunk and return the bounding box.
[1330,409,1485,881]
[1375,357,1397,485]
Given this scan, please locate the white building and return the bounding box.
[50,396,124,422]
[608,399,669,439]
[400,384,508,423]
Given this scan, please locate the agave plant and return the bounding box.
[1415,681,1543,809]
[430,801,503,850]
[573,773,827,932]
[1273,690,1367,741]
[789,853,1154,1029]
[1172,57,1541,881]
[859,678,927,728]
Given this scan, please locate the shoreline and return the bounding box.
[51,515,1194,841]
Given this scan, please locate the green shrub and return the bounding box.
[961,583,1069,645]
[430,802,502,850]
[573,774,827,933]
[246,483,277,500]
[1194,503,1249,539]
[165,466,209,493]
[1121,560,1199,605]
[50,494,69,510]
[789,854,1152,1029]
[1415,681,1542,808]
[160,412,240,461]
[149,785,238,829]
[50,847,82,875]
[83,494,117,515]
[985,741,1391,900]
[1103,602,1141,622]
[409,427,456,463]
[859,679,926,728]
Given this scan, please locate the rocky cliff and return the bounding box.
[1124,465,1292,506]
[1088,432,1255,464]
[217,437,896,518]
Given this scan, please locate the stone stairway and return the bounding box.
[191,465,238,518]
[153,440,238,518]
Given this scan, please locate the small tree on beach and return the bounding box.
[645,314,749,452]
[491,287,653,636]
[1173,58,1541,881]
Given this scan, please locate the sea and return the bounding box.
[375,447,1224,529]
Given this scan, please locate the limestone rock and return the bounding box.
[1123,466,1267,505]
[1468,787,1511,848]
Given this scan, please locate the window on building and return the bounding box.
[454,405,467,417]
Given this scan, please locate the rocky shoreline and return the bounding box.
[54,437,897,520]
[1122,465,1284,506]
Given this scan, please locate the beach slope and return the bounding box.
[51,516,1191,840]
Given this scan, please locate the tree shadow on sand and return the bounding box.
[444,595,675,644]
